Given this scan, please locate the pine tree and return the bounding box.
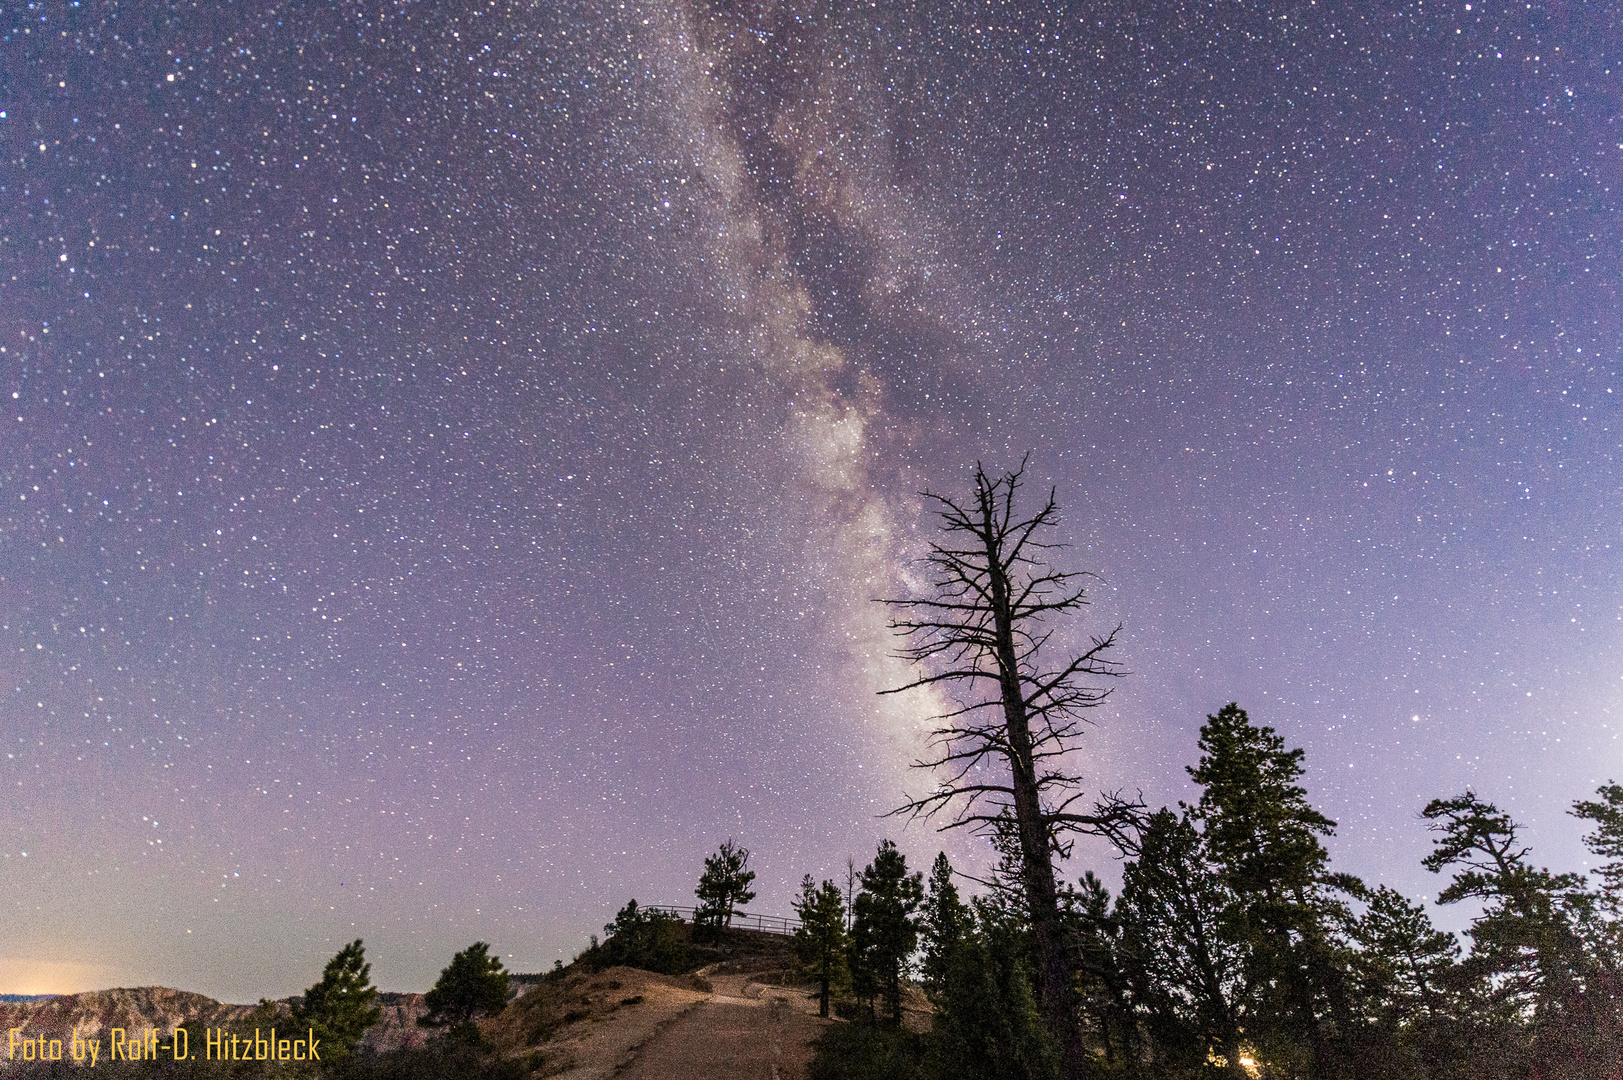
[1573,781,1623,920]
[421,942,510,1041]
[599,899,686,974]
[851,840,924,1026]
[1187,704,1337,901]
[1116,807,1250,1077]
[1571,781,1623,1053]
[1065,871,1137,1068]
[1423,792,1619,1077]
[1186,703,1355,1075]
[1422,793,1587,998]
[920,852,969,996]
[928,931,1059,1080]
[1348,886,1460,1030]
[793,875,849,1017]
[291,939,382,1065]
[694,838,756,931]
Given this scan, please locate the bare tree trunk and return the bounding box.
[987,527,1087,1079]
[883,461,1133,1080]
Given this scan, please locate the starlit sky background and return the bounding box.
[1,0,1619,1002]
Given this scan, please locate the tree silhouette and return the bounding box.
[1422,792,1618,1074]
[920,852,969,996]
[598,899,686,974]
[793,875,849,1017]
[928,929,1059,1080]
[851,840,924,1026]
[882,458,1136,1077]
[695,837,756,931]
[421,942,509,1041]
[1346,885,1462,1073]
[1186,703,1338,901]
[1116,807,1250,1077]
[1573,781,1623,917]
[1185,703,1356,1075]
[291,939,382,1065]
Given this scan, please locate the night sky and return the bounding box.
[3,0,1619,1003]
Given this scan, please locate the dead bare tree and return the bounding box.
[882,457,1139,1080]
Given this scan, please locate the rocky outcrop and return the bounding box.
[0,986,431,1067]
[358,991,429,1052]
[0,986,258,1044]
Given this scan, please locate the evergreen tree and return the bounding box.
[1573,781,1623,920]
[1572,781,1623,1037]
[1186,703,1356,1076]
[1107,707,1364,1077]
[928,930,1059,1080]
[920,852,969,996]
[1423,792,1620,1078]
[695,838,756,931]
[1348,886,1459,1029]
[1345,885,1464,1078]
[420,941,510,1041]
[1187,704,1338,900]
[851,840,924,1026]
[1065,871,1137,1069]
[1422,793,1586,1000]
[794,875,850,1018]
[291,939,383,1065]
[1116,807,1250,1078]
[598,899,686,974]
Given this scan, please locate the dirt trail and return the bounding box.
[615,973,831,1080]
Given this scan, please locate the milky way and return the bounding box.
[2,1,1619,1001]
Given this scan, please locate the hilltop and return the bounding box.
[0,923,839,1079]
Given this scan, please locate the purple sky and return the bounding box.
[3,0,1619,1002]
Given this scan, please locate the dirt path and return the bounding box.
[616,975,831,1080]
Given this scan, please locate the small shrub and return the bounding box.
[331,1039,530,1080]
[588,900,688,975]
[808,1022,928,1080]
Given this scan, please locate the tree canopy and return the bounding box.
[421,941,509,1040]
[794,874,849,1018]
[695,837,757,930]
[291,939,382,1065]
[850,839,924,1026]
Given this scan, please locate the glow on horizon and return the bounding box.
[0,957,117,998]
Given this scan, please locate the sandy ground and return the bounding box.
[615,972,831,1080]
[493,967,708,1080]
[528,968,832,1080]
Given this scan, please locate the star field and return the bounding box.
[1,0,1619,1002]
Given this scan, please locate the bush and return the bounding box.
[926,936,1058,1080]
[808,1023,928,1080]
[330,1040,530,1080]
[587,900,688,975]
